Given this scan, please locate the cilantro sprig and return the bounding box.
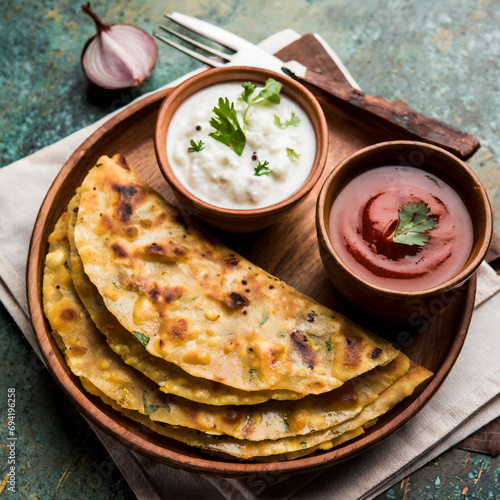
[287,148,300,162]
[207,79,283,160]
[392,200,438,246]
[240,78,282,128]
[143,390,159,415]
[133,331,149,348]
[239,82,257,103]
[209,98,246,156]
[188,139,204,152]
[254,160,272,176]
[274,112,301,129]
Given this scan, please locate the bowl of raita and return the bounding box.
[155,66,328,232]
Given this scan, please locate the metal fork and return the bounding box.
[153,11,300,73]
[153,12,361,87]
[154,14,238,68]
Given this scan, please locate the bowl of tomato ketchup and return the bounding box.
[316,141,492,321]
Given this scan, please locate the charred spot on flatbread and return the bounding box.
[111,242,128,258]
[170,318,190,340]
[59,307,79,322]
[290,330,316,368]
[111,182,147,222]
[141,241,186,263]
[343,330,363,367]
[223,292,249,310]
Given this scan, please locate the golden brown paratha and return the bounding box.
[73,155,399,394]
[44,210,414,441]
[81,376,365,461]
[43,213,170,418]
[81,360,431,460]
[66,190,303,406]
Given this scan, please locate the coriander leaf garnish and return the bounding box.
[188,139,204,152]
[209,97,246,156]
[287,148,300,161]
[210,80,282,156]
[254,160,272,176]
[143,390,159,415]
[283,418,290,432]
[242,78,282,127]
[392,200,438,246]
[239,82,257,103]
[133,331,150,348]
[259,312,269,326]
[274,112,301,129]
[257,78,282,104]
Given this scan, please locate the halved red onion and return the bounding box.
[81,3,158,90]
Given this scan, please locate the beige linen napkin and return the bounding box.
[1,30,499,500]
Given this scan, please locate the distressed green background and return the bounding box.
[1,0,499,498]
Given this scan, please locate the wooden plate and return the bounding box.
[26,82,476,476]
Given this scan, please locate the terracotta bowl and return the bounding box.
[155,66,328,232]
[316,141,493,321]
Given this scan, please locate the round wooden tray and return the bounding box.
[27,86,476,477]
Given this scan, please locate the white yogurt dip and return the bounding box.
[166,81,317,209]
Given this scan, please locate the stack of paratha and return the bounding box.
[42,155,432,461]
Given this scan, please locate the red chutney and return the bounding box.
[329,166,474,291]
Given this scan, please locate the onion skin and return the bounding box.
[80,3,158,90]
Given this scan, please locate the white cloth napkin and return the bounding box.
[1,30,499,500]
